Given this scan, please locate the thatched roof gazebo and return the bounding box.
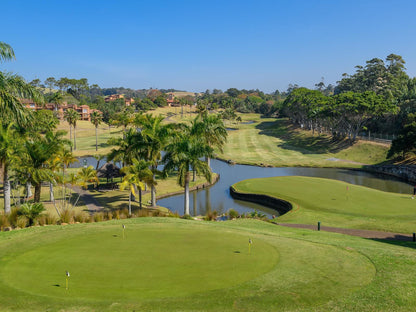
[97,162,122,183]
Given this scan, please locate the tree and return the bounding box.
[190,114,227,169]
[44,77,57,92]
[135,114,171,207]
[20,131,68,203]
[90,110,103,151]
[55,148,78,210]
[19,202,45,226]
[0,123,16,214]
[388,113,416,159]
[64,108,80,150]
[119,159,153,214]
[48,91,63,112]
[163,132,212,215]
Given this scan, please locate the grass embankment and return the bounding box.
[221,116,388,167]
[3,217,416,311]
[233,176,416,233]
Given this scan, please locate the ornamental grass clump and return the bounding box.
[0,214,11,230]
[16,216,28,229]
[228,208,239,220]
[74,211,89,223]
[60,209,74,224]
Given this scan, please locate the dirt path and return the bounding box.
[276,223,414,241]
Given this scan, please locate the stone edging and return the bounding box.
[156,174,220,200]
[229,186,292,216]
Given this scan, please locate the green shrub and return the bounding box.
[60,209,74,224]
[0,214,11,230]
[19,203,45,226]
[94,212,104,222]
[74,211,89,223]
[204,210,218,221]
[8,208,19,227]
[16,216,28,228]
[113,210,120,220]
[181,214,193,220]
[228,209,239,220]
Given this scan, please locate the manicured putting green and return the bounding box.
[233,176,416,233]
[2,223,278,301]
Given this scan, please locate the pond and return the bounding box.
[75,157,412,217]
[158,159,412,217]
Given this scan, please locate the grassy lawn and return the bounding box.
[3,217,416,311]
[57,120,123,157]
[221,117,389,168]
[232,176,416,233]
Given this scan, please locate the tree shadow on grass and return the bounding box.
[370,238,416,250]
[256,119,353,155]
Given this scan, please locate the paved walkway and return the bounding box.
[276,223,415,241]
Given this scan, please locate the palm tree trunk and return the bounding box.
[193,167,196,182]
[34,183,41,203]
[3,163,11,214]
[139,186,143,209]
[207,156,211,169]
[184,172,190,215]
[49,182,54,202]
[69,125,72,152]
[26,182,32,200]
[128,191,132,216]
[73,126,77,150]
[151,170,156,207]
[95,126,98,151]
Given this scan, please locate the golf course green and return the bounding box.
[232,176,416,233]
[0,218,383,311]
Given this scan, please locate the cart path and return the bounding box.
[276,223,414,241]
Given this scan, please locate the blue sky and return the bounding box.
[2,0,416,93]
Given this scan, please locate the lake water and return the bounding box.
[75,157,412,217]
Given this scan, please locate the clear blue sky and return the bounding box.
[2,0,416,93]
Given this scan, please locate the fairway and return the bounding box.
[0,218,378,311]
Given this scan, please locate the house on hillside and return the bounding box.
[104,94,134,106]
[22,99,101,121]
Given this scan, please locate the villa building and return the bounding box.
[22,99,101,121]
[104,94,134,106]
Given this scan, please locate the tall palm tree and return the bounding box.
[64,108,80,150]
[135,114,171,207]
[71,166,99,208]
[107,128,140,167]
[0,123,16,214]
[120,165,146,216]
[90,111,102,151]
[163,133,213,215]
[0,42,15,62]
[48,92,63,112]
[21,131,68,203]
[55,148,78,209]
[121,159,154,210]
[190,114,227,169]
[0,42,43,124]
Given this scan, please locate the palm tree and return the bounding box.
[21,131,68,203]
[55,148,78,209]
[0,42,43,124]
[120,164,146,216]
[90,111,103,151]
[121,159,154,210]
[190,114,227,169]
[135,114,171,207]
[48,92,63,112]
[72,166,99,208]
[0,123,16,214]
[163,133,213,215]
[107,128,140,167]
[0,42,15,62]
[64,108,80,150]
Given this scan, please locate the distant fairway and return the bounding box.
[232,176,416,233]
[0,218,383,311]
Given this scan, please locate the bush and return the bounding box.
[8,208,19,227]
[94,212,104,222]
[228,209,239,220]
[204,210,218,221]
[60,209,74,224]
[19,203,45,226]
[0,214,11,230]
[112,210,120,220]
[74,211,89,223]
[181,214,193,220]
[16,216,28,228]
